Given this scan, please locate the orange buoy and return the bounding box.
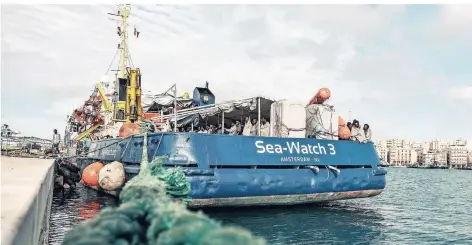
[118,122,141,138]
[317,88,331,101]
[81,161,103,186]
[338,126,351,140]
[338,116,346,126]
[308,88,331,105]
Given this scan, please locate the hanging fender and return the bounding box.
[327,165,340,176]
[305,165,320,174]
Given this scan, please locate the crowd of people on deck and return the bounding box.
[172,116,372,143]
[171,116,272,137]
[74,116,370,142]
[345,119,372,143]
[63,111,371,154]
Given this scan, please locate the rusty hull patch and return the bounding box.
[189,189,383,208]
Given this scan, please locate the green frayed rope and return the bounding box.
[62,132,267,245]
[139,119,157,134]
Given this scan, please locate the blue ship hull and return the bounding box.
[79,132,387,207]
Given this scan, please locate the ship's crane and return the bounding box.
[109,4,143,123]
[113,67,143,122]
[95,82,112,112]
[72,4,142,142]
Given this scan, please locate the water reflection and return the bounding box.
[77,201,101,221]
[49,185,385,245]
[48,185,118,245]
[203,202,386,245]
[48,169,472,245]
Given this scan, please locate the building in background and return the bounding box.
[421,152,447,166]
[452,139,467,146]
[428,139,450,152]
[374,138,470,168]
[374,140,387,148]
[387,147,418,166]
[386,139,410,149]
[375,144,388,161]
[448,140,468,168]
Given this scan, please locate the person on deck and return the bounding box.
[235,121,242,135]
[83,138,90,153]
[52,129,61,154]
[260,117,270,137]
[242,117,252,136]
[227,121,241,135]
[64,128,70,148]
[226,122,238,135]
[161,121,170,132]
[250,119,258,136]
[350,120,366,142]
[208,125,216,134]
[347,122,352,131]
[363,124,372,142]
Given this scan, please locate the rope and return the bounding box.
[62,133,267,245]
[324,166,330,181]
[60,119,156,161]
[127,47,135,69]
[306,104,340,139]
[59,136,131,160]
[119,137,132,160]
[105,48,120,75]
[139,119,157,133]
[272,103,339,139]
[272,102,306,138]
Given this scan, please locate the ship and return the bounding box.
[66,4,387,208]
[379,159,390,167]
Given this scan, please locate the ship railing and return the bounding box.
[149,96,275,121]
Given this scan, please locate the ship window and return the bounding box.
[118,78,127,101]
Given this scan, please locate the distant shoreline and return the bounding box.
[383,166,472,171]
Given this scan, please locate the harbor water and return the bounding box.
[48,168,472,245]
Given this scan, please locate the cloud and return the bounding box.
[1,4,471,141]
[435,5,472,39]
[449,86,472,102]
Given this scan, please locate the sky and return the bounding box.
[1,4,472,141]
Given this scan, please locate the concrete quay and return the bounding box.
[1,156,55,245]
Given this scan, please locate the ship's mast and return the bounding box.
[108,4,131,79]
[108,4,141,122]
[118,4,129,79]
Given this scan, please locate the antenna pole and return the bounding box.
[118,4,130,79]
